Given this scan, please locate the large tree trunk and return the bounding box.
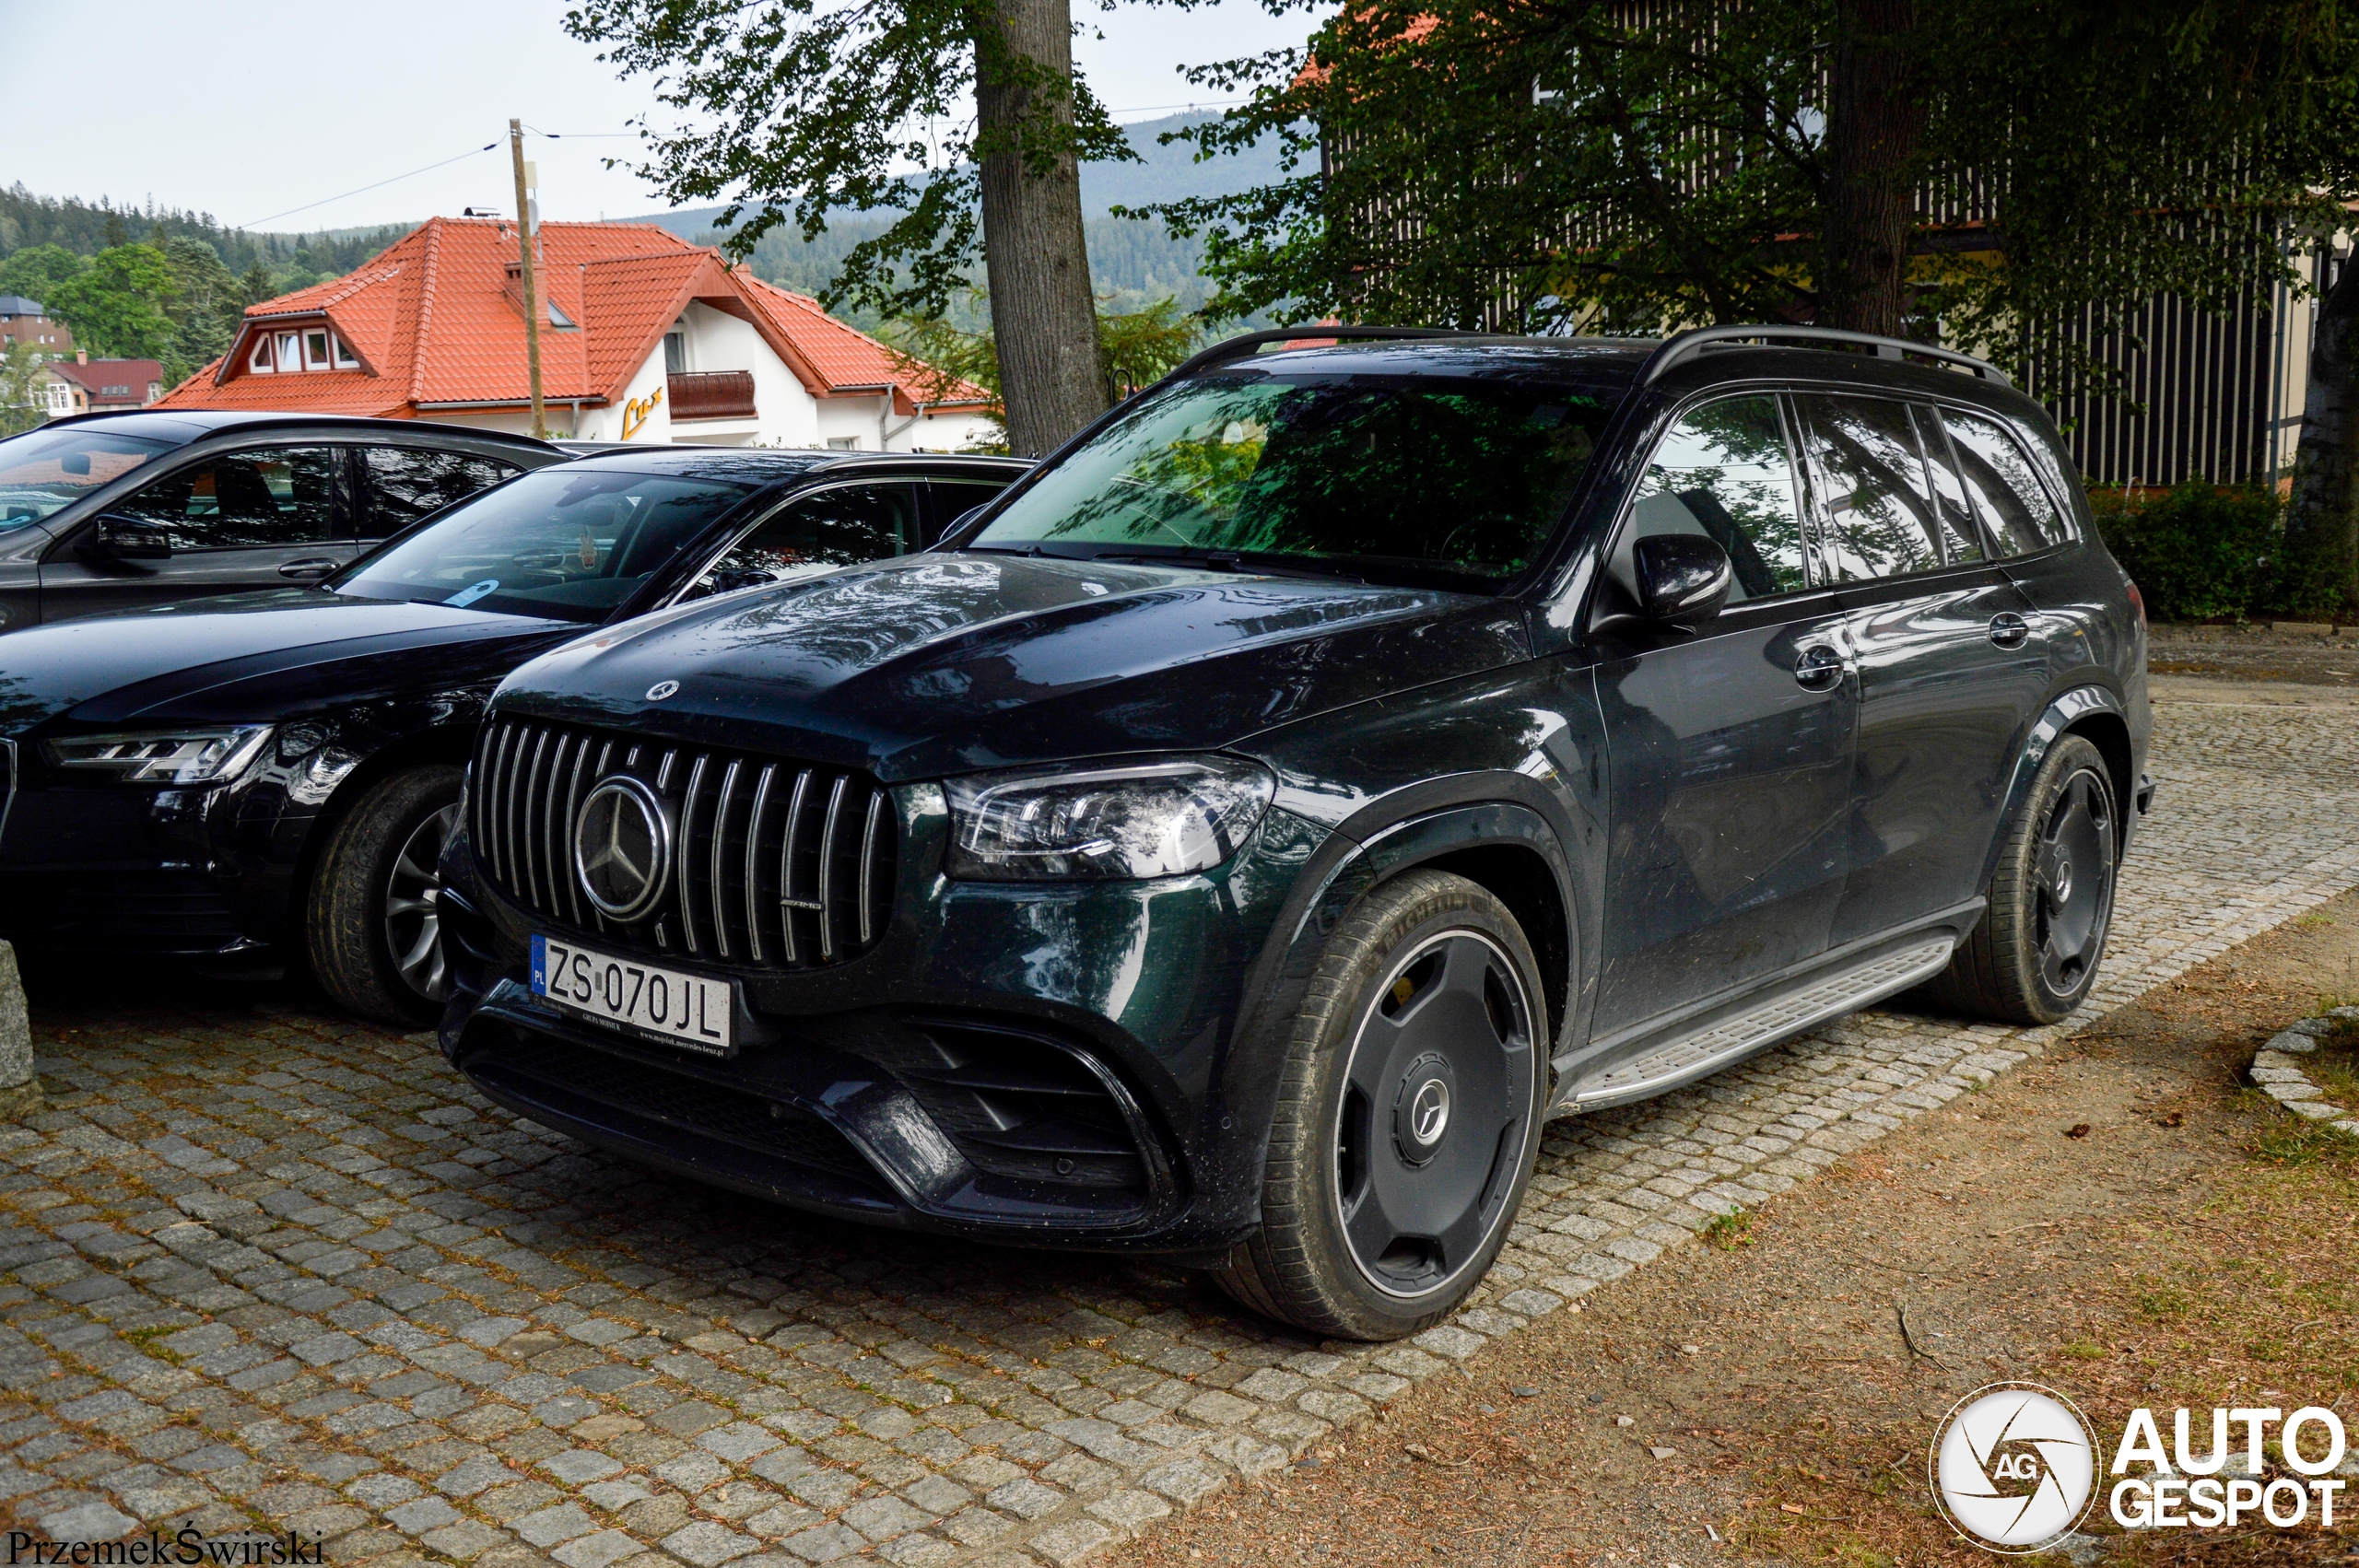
[1818,0,1924,337]
[2285,249,2359,614]
[974,0,1108,457]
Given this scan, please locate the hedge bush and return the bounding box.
[2086,483,2287,623]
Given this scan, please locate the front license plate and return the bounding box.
[532,934,733,1055]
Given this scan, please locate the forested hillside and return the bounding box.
[0,185,410,388]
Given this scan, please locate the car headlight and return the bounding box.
[43,725,276,785]
[946,755,1275,881]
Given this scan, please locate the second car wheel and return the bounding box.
[307,764,464,1027]
[1921,732,2119,1025]
[1217,870,1549,1340]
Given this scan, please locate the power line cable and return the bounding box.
[234,144,500,231]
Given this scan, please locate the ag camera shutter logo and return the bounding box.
[1929,1383,2097,1551]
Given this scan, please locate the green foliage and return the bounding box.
[0,183,405,284]
[0,243,88,304]
[882,293,1204,448]
[1140,0,2359,390]
[2088,484,2286,623]
[0,340,48,437]
[46,245,180,363]
[565,0,1135,323]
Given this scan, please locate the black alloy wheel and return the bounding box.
[384,803,460,1002]
[308,764,466,1027]
[2032,765,2114,999]
[1217,870,1547,1340]
[1919,732,2119,1026]
[1335,929,1536,1297]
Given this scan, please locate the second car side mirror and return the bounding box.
[1633,533,1732,626]
[87,514,173,560]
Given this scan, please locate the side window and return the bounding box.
[931,477,1015,545]
[1621,395,1808,603]
[688,483,921,598]
[361,448,522,538]
[1942,410,2071,556]
[1911,407,1986,565]
[110,446,339,550]
[1794,395,1942,581]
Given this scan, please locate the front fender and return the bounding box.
[1222,793,1586,1188]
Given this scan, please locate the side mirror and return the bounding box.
[709,567,775,596]
[88,515,172,560]
[1632,533,1732,626]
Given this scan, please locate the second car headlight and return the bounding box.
[946,755,1275,880]
[43,725,276,785]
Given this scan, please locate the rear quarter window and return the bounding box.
[1942,410,2074,556]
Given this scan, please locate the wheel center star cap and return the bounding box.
[1392,1052,1457,1165]
[2054,856,2074,902]
[572,776,671,920]
[1410,1079,1450,1145]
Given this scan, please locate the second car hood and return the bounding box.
[500,552,1532,778]
[0,590,581,734]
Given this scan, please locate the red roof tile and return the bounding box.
[155,216,982,419]
[737,275,993,408]
[53,358,163,399]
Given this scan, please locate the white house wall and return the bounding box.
[674,300,822,447]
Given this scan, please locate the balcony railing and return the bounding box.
[669,369,757,421]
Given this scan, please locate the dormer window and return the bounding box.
[547,298,577,331]
[244,324,359,376]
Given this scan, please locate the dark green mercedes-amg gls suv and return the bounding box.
[433,325,2152,1340]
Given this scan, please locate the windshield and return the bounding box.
[971,373,1613,583]
[334,466,753,623]
[0,427,174,532]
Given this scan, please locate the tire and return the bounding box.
[1920,733,2118,1026]
[307,765,464,1027]
[1215,870,1549,1340]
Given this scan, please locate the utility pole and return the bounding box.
[509,119,547,440]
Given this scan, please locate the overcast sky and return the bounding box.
[3,0,1313,235]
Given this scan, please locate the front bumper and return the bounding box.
[436,790,1332,1256]
[0,750,311,955]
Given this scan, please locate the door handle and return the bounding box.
[278,558,338,581]
[1989,612,2031,649]
[1793,645,1845,690]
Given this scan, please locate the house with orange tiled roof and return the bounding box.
[155,216,998,451]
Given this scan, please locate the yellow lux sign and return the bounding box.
[622,383,664,439]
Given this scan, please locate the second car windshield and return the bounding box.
[0,427,172,532]
[333,466,752,623]
[969,373,1613,583]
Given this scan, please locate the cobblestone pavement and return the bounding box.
[2,691,2354,1568]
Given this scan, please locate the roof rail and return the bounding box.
[1641,324,2008,386]
[1161,324,1499,383]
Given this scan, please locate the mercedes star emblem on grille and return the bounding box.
[645,680,680,701]
[572,775,671,919]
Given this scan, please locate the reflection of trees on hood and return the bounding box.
[0,674,60,740]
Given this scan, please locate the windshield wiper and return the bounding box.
[1092,548,1370,583]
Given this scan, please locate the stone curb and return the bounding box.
[2248,1006,2359,1137]
[0,940,44,1121]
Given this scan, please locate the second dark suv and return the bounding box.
[435,325,2152,1340]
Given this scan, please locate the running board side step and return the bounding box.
[1564,937,1956,1112]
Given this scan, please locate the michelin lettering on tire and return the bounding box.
[1930,1382,2097,1551]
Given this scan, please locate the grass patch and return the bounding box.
[1702,1209,1754,1250]
[2248,1113,2359,1167]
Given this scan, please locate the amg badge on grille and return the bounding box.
[572,776,671,919]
